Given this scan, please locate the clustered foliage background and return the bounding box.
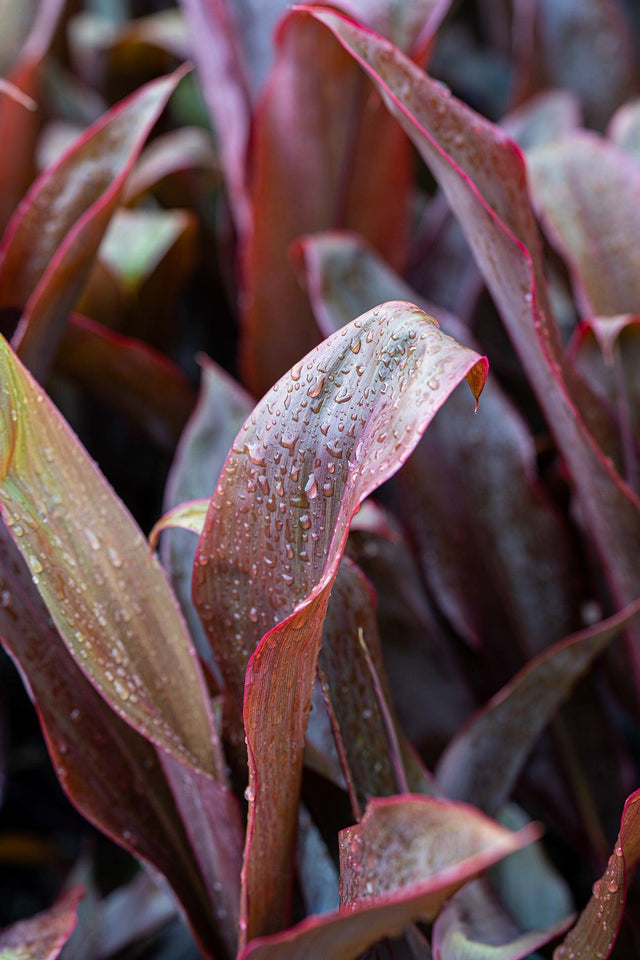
[0,0,640,958]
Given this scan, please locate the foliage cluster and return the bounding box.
[0,1,639,959]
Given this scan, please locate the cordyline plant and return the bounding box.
[0,1,639,959]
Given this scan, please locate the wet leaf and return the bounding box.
[302,5,640,690]
[318,556,433,817]
[436,600,640,815]
[237,797,538,960]
[297,230,581,665]
[194,300,486,940]
[433,879,572,960]
[553,788,640,960]
[0,66,188,381]
[0,886,83,960]
[0,0,67,234]
[0,334,222,778]
[528,132,640,316]
[0,522,240,959]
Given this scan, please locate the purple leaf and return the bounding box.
[436,600,640,815]
[0,335,222,778]
[0,886,83,960]
[301,5,640,692]
[0,65,188,381]
[554,788,640,959]
[528,132,640,316]
[238,797,538,960]
[194,301,486,942]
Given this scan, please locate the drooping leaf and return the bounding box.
[298,230,582,666]
[436,600,640,815]
[0,334,222,778]
[194,300,487,941]
[238,796,538,960]
[0,886,83,960]
[553,788,640,960]
[0,66,188,381]
[528,132,640,316]
[302,6,640,689]
[0,522,241,959]
[432,879,572,960]
[57,314,196,453]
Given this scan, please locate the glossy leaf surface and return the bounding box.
[436,601,640,815]
[0,66,187,380]
[298,230,581,660]
[0,522,239,959]
[238,796,538,960]
[303,6,640,686]
[0,887,83,960]
[194,300,487,940]
[554,788,640,960]
[0,335,222,778]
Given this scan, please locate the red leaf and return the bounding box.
[436,600,640,816]
[0,521,241,958]
[0,0,67,234]
[301,5,640,689]
[57,314,196,452]
[528,132,640,316]
[554,788,640,960]
[0,65,188,381]
[0,886,83,960]
[194,300,486,941]
[238,797,539,960]
[0,335,222,779]
[239,10,412,395]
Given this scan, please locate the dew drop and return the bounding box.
[249,607,259,623]
[28,555,43,574]
[304,475,318,499]
[244,785,255,802]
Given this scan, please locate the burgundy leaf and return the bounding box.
[179,0,253,237]
[554,788,640,960]
[238,797,538,960]
[194,301,486,941]
[239,9,412,395]
[528,132,640,316]
[318,556,433,817]
[0,65,188,381]
[0,0,67,234]
[0,523,236,958]
[302,6,640,690]
[436,600,640,815]
[0,886,83,960]
[0,335,222,778]
[297,230,581,662]
[57,314,196,453]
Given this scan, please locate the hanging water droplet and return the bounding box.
[304,475,318,499]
